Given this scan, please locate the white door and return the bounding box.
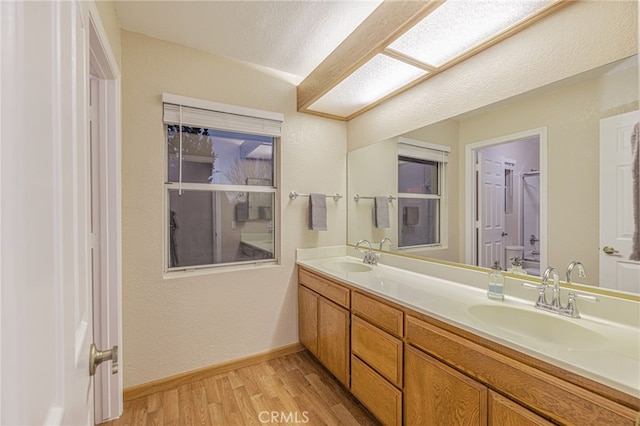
[1,1,121,424]
[88,4,123,423]
[599,110,640,293]
[477,151,506,268]
[89,68,123,422]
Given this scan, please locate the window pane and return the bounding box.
[168,126,274,186]
[398,198,440,247]
[168,189,274,268]
[398,156,439,195]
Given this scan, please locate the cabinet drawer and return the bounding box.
[351,355,402,426]
[299,267,350,308]
[352,291,403,337]
[352,316,402,387]
[489,391,554,426]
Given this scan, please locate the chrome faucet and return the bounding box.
[542,266,561,309]
[523,263,597,318]
[560,261,596,317]
[355,239,378,265]
[565,261,586,284]
[379,237,393,251]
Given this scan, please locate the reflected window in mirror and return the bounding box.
[397,139,450,249]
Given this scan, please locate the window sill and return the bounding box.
[398,244,448,253]
[163,261,281,280]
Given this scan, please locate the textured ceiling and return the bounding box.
[115,0,382,81]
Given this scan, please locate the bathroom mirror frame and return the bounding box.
[347,49,640,301]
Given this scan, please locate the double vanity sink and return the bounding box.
[298,249,640,399]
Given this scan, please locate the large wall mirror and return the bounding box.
[348,54,639,295]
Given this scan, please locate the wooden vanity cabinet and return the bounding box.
[350,291,404,425]
[298,266,639,426]
[405,314,639,426]
[298,268,350,387]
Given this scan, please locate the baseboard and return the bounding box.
[123,342,304,401]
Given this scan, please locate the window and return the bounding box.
[163,94,283,271]
[397,138,449,249]
[504,161,515,214]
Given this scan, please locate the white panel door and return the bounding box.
[1,1,96,424]
[600,110,640,293]
[478,151,506,268]
[86,3,123,423]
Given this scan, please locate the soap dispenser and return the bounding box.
[507,257,528,275]
[488,261,505,300]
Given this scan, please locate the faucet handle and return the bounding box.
[563,292,598,318]
[522,282,547,307]
[567,291,598,303]
[522,282,545,290]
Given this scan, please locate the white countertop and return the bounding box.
[296,248,640,399]
[240,233,273,254]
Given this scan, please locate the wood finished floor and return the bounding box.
[100,350,380,426]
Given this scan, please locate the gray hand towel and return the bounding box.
[308,193,327,231]
[404,206,420,226]
[235,201,249,222]
[374,196,390,229]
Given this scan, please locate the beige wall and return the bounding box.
[121,31,347,387]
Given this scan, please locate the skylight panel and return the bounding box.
[388,0,554,67]
[308,54,428,117]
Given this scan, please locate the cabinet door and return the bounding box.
[318,297,350,387]
[489,391,553,426]
[298,285,318,357]
[405,345,488,426]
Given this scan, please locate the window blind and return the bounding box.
[162,94,283,137]
[398,141,449,163]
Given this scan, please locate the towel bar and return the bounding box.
[289,191,342,201]
[353,194,396,202]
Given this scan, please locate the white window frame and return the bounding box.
[162,93,283,274]
[397,137,449,250]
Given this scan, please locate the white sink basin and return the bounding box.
[322,260,373,273]
[467,304,608,350]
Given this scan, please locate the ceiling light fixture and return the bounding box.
[297,0,571,121]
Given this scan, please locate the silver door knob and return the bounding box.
[89,343,118,376]
[602,246,619,255]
